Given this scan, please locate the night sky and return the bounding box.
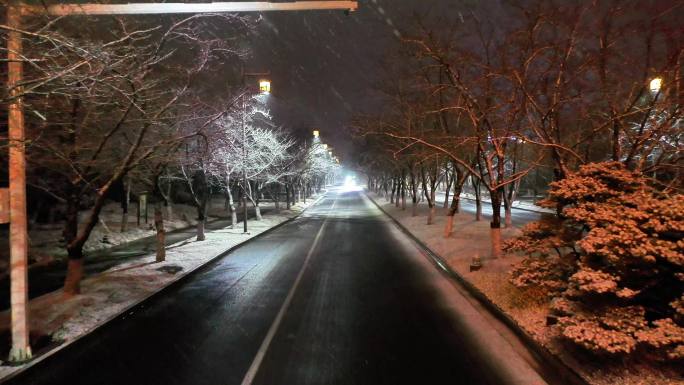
[246,0,481,161]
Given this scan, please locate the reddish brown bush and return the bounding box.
[506,162,684,360]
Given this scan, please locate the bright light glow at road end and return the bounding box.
[342,175,362,192]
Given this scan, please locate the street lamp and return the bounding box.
[259,80,271,94]
[241,76,271,233]
[650,77,663,95]
[313,130,320,138]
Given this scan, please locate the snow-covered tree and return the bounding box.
[0,11,252,294]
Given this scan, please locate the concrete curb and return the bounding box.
[0,194,326,384]
[366,193,588,385]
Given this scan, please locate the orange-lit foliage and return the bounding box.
[506,162,684,359]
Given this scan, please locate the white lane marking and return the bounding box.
[239,195,337,385]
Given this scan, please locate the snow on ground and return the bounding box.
[0,196,320,378]
[457,192,556,213]
[369,192,683,385]
[0,198,279,273]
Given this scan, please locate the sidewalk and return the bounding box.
[0,195,322,381]
[0,203,275,311]
[367,192,682,385]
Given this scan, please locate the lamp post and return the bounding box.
[4,0,357,363]
[241,75,270,233]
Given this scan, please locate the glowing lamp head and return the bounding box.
[649,77,662,94]
[313,130,320,138]
[259,80,271,94]
[322,143,328,150]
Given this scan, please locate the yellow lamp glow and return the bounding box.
[313,130,320,138]
[649,77,662,94]
[259,80,271,94]
[322,144,328,149]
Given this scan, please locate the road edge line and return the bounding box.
[365,192,588,385]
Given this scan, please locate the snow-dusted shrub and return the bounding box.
[506,162,684,360]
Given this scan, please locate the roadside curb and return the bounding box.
[0,194,326,384]
[366,192,588,385]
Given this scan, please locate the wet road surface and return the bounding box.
[8,189,534,385]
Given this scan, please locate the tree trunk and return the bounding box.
[490,191,502,258]
[255,204,262,221]
[196,202,206,241]
[473,177,482,221]
[504,205,512,228]
[410,170,418,216]
[63,187,83,296]
[401,180,406,210]
[196,221,205,241]
[452,182,462,214]
[383,178,389,198]
[443,165,453,210]
[154,202,165,262]
[285,183,292,210]
[163,181,173,219]
[444,214,455,238]
[390,177,396,204]
[274,185,281,212]
[428,189,436,225]
[121,179,130,232]
[421,166,436,225]
[63,258,83,297]
[226,183,237,229]
[166,203,173,220]
[444,176,462,237]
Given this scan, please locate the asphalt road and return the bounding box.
[8,189,543,385]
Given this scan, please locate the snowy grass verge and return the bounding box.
[0,195,323,382]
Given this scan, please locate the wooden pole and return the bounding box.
[7,0,32,363]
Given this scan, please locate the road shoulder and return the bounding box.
[365,192,587,385]
[0,194,325,383]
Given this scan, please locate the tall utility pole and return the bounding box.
[4,0,358,363]
[7,0,30,363]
